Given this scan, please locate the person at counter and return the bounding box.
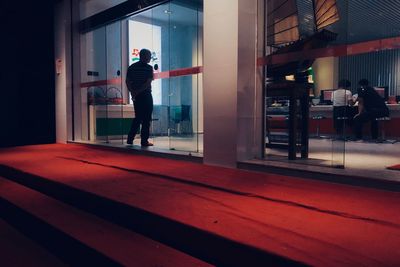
[353,79,389,140]
[331,79,354,135]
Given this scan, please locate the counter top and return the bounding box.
[310,103,400,110]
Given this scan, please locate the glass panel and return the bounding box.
[150,4,170,149]
[266,0,299,46]
[264,0,400,170]
[329,0,348,168]
[105,21,123,145]
[126,5,166,147]
[79,22,123,145]
[80,26,106,143]
[264,0,346,167]
[77,1,203,153]
[168,0,201,152]
[341,0,400,172]
[124,1,202,152]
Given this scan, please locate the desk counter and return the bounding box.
[309,104,400,139]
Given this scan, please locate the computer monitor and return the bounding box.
[373,86,389,101]
[319,89,334,104]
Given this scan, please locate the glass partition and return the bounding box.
[78,0,203,154]
[104,21,123,145]
[127,4,166,148]
[263,0,400,171]
[334,0,400,171]
[167,2,201,152]
[263,0,346,167]
[80,26,106,142]
[80,21,123,145]
[124,1,202,152]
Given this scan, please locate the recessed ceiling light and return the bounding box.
[164,10,172,14]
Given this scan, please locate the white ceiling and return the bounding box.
[129,2,202,27]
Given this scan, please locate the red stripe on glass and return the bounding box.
[80,66,203,88]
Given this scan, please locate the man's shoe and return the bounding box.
[127,138,133,145]
[141,142,153,147]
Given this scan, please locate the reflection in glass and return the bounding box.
[314,0,339,30]
[266,0,299,46]
[264,0,344,166]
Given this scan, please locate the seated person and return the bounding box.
[352,93,358,104]
[331,79,354,135]
[353,79,389,140]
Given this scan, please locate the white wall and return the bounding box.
[54,0,71,143]
[55,0,81,143]
[203,0,262,167]
[313,57,339,96]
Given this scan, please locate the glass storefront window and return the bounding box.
[263,0,400,172]
[264,0,345,167]
[76,0,203,154]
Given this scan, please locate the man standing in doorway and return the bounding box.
[126,48,154,146]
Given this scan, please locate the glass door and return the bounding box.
[167,1,202,152]
[78,0,203,153]
[126,5,167,148]
[104,21,124,145]
[263,0,345,167]
[125,0,202,153]
[80,26,106,142]
[80,22,123,144]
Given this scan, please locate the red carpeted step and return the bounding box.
[0,219,68,267]
[0,153,309,266]
[0,169,307,267]
[1,144,400,266]
[0,177,212,267]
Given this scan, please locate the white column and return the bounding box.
[203,0,239,167]
[54,0,71,143]
[203,0,262,167]
[54,0,80,143]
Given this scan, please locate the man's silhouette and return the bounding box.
[126,49,154,146]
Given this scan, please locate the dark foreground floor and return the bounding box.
[0,144,399,266]
[0,218,68,267]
